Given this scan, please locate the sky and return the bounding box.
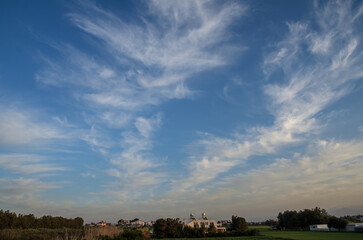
[0,0,363,223]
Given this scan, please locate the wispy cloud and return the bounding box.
[0,177,87,219]
[107,114,164,190]
[135,114,162,138]
[36,0,246,113]
[0,154,66,174]
[80,124,114,153]
[4,0,360,221]
[52,116,77,128]
[164,139,363,220]
[67,0,245,88]
[0,178,59,197]
[35,0,247,194]
[0,106,66,145]
[176,0,363,191]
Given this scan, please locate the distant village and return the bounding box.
[86,212,363,233]
[86,212,229,232]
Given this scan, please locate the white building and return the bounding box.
[309,224,329,231]
[131,220,145,227]
[345,223,363,232]
[183,213,226,232]
[311,223,363,232]
[96,221,107,227]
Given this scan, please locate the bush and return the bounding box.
[120,229,144,240]
[98,229,145,240]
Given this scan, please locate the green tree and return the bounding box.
[153,218,183,238]
[153,219,168,238]
[230,215,248,232]
[264,219,278,227]
[278,210,299,229]
[22,214,36,229]
[183,225,198,238]
[328,216,348,231]
[74,217,84,229]
[165,218,183,238]
[298,207,329,228]
[0,209,83,230]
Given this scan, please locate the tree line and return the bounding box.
[248,219,278,226]
[0,210,84,229]
[277,207,348,231]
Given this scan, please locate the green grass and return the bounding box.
[150,226,363,240]
[154,237,286,240]
[249,226,271,230]
[250,226,363,240]
[160,226,363,240]
[151,229,363,240]
[262,230,363,240]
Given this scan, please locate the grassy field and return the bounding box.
[158,226,363,240]
[251,226,363,240]
[157,237,286,240]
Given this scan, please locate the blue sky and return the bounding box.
[0,0,363,223]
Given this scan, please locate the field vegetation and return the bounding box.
[0,226,123,240]
[150,226,363,240]
[253,226,363,240]
[0,228,84,240]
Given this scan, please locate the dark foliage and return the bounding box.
[153,218,183,238]
[121,229,144,240]
[99,229,144,240]
[0,209,84,230]
[340,215,363,223]
[248,219,278,227]
[277,207,329,230]
[230,215,248,232]
[328,216,348,231]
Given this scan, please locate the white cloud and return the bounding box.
[0,178,59,199]
[98,68,114,79]
[0,177,89,220]
[0,106,67,145]
[67,0,245,88]
[107,126,165,190]
[36,0,246,115]
[80,125,114,154]
[34,0,246,195]
[53,116,77,128]
[0,154,66,174]
[217,139,363,210]
[135,114,162,138]
[162,139,363,220]
[17,0,362,221]
[81,172,96,179]
[100,111,132,129]
[176,0,363,191]
[263,22,308,77]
